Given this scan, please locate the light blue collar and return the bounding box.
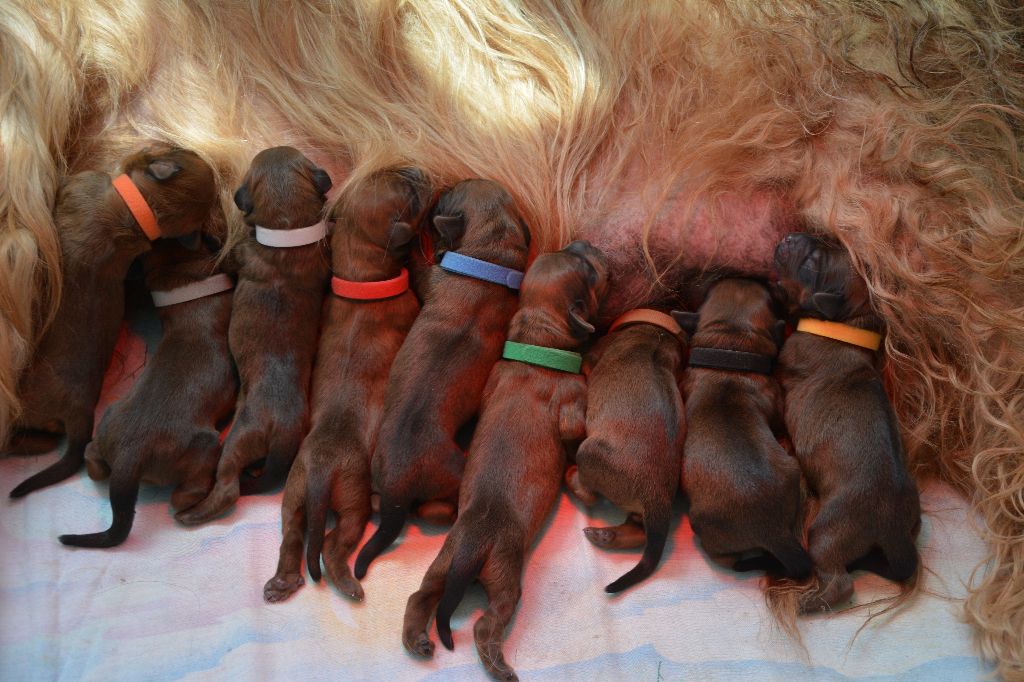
[439,251,524,290]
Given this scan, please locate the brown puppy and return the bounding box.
[9,145,217,498]
[402,242,608,682]
[772,233,920,611]
[263,168,428,602]
[354,179,532,578]
[58,230,237,547]
[566,308,687,593]
[674,278,811,579]
[176,147,332,525]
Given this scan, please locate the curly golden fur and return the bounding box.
[1,1,1022,675]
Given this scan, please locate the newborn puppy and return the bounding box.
[9,145,217,498]
[176,146,331,525]
[354,179,532,578]
[674,278,810,578]
[772,233,920,611]
[263,167,427,602]
[59,231,237,547]
[402,242,608,681]
[566,308,687,593]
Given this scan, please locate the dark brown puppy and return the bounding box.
[566,308,687,593]
[263,168,428,602]
[772,233,920,611]
[354,179,532,578]
[403,242,608,682]
[674,278,811,578]
[9,145,217,498]
[176,147,331,525]
[59,230,237,547]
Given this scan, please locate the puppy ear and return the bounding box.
[311,168,333,196]
[146,159,182,181]
[568,300,595,339]
[773,319,787,348]
[672,310,699,336]
[233,186,254,215]
[433,214,466,246]
[811,292,845,320]
[388,221,417,248]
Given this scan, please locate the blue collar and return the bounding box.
[439,251,524,290]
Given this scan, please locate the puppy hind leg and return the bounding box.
[265,472,307,603]
[175,426,263,525]
[403,540,457,658]
[170,435,220,512]
[84,441,111,481]
[323,463,371,600]
[564,464,598,506]
[474,551,524,682]
[584,513,646,550]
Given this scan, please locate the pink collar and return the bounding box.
[331,268,409,300]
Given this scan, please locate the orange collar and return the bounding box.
[331,268,409,300]
[796,318,882,350]
[111,174,161,240]
[609,309,683,337]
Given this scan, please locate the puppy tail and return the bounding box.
[10,440,85,498]
[353,500,407,579]
[58,464,140,548]
[604,506,670,593]
[436,535,489,651]
[304,473,331,582]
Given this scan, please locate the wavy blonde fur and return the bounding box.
[1,1,1022,675]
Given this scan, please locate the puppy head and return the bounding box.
[774,232,872,321]
[429,179,530,256]
[337,166,430,256]
[120,144,217,240]
[514,240,609,346]
[233,146,332,229]
[675,277,785,352]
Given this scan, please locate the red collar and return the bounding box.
[331,268,409,300]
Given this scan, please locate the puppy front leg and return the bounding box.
[264,465,307,603]
[403,541,457,658]
[557,381,587,443]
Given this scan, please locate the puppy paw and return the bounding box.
[405,632,435,658]
[583,526,617,549]
[263,574,305,603]
[334,574,365,602]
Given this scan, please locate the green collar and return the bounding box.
[502,340,582,373]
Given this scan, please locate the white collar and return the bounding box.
[254,220,328,248]
[151,273,234,307]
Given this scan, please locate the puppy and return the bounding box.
[9,145,217,498]
[566,308,687,592]
[402,242,608,681]
[772,233,920,612]
[176,147,332,525]
[58,230,237,547]
[354,179,532,577]
[263,167,427,602]
[674,278,811,579]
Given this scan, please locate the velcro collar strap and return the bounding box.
[440,251,524,290]
[688,347,775,375]
[111,174,161,240]
[331,268,410,300]
[609,309,682,337]
[796,318,882,350]
[151,273,233,307]
[255,220,328,248]
[503,340,582,373]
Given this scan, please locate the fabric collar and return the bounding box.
[151,273,233,307]
[609,309,683,337]
[688,347,775,375]
[255,220,328,248]
[440,251,524,290]
[503,340,582,373]
[796,318,882,350]
[111,174,161,240]
[331,268,409,301]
